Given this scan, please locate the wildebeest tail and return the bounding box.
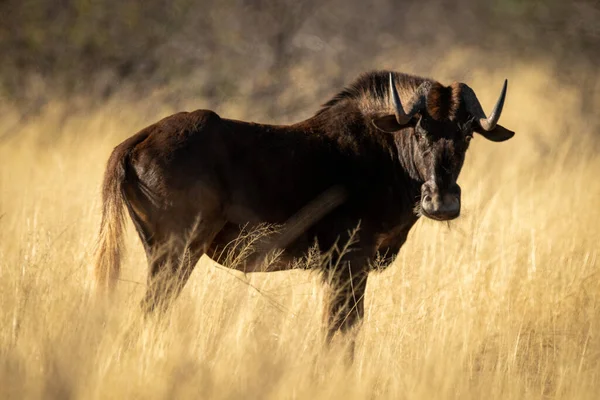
[91,132,148,294]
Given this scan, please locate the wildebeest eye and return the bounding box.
[415,118,430,140]
[465,134,473,142]
[459,118,475,133]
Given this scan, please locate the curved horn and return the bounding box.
[461,79,508,131]
[389,73,431,125]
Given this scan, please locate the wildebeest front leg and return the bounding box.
[322,263,369,360]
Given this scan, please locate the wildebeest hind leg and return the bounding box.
[140,218,224,316]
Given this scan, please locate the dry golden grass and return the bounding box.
[1,55,599,399]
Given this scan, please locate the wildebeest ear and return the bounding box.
[371,115,406,133]
[475,124,515,142]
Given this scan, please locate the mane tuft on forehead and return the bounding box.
[426,82,464,121]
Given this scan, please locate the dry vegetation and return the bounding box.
[1,51,599,399]
[1,0,600,397]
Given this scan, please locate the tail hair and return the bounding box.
[91,145,131,294]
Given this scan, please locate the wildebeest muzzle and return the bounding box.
[420,181,461,221]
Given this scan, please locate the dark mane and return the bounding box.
[315,70,432,116]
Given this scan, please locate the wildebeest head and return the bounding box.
[372,73,515,221]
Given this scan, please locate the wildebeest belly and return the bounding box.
[205,221,318,272]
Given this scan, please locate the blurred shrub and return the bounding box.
[0,0,598,119]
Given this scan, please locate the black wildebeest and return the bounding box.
[92,70,514,353]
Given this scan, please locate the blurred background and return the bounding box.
[1,0,598,126]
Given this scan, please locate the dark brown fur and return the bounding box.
[92,70,515,358]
